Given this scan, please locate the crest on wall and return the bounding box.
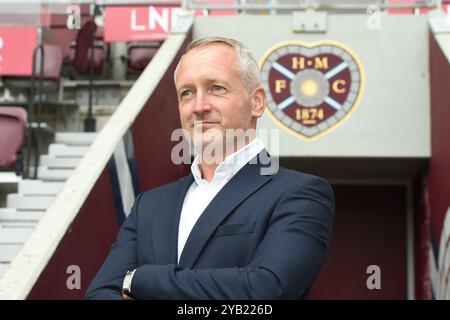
[260,40,365,140]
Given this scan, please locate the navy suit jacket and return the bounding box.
[85,152,334,299]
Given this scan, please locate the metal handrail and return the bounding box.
[187,0,438,12]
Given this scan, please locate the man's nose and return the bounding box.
[193,92,212,114]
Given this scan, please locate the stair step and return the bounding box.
[6,194,55,210]
[40,155,80,169]
[0,263,8,277]
[18,180,64,196]
[0,208,44,222]
[0,244,23,262]
[1,222,38,228]
[48,144,89,157]
[55,132,97,146]
[37,167,74,181]
[0,172,22,184]
[0,227,33,244]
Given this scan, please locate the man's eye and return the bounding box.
[211,85,225,92]
[180,90,193,97]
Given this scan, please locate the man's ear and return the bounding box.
[250,86,266,118]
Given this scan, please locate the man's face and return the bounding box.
[175,44,263,154]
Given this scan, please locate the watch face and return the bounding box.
[123,269,135,293]
[260,40,365,140]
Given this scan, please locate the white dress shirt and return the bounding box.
[177,137,265,263]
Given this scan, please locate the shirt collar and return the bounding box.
[191,137,265,187]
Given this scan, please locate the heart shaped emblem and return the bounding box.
[260,40,365,140]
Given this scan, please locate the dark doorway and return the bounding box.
[309,184,408,299]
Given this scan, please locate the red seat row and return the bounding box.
[0,107,27,169]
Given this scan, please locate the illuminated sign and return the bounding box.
[0,27,37,76]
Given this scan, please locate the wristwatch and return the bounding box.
[122,269,137,298]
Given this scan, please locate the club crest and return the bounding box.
[260,40,365,140]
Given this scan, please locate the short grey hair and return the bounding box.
[175,37,261,93]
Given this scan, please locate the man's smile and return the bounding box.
[194,121,221,129]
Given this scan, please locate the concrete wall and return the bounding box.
[193,14,430,159]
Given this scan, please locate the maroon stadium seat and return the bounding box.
[0,107,27,168]
[45,28,79,62]
[71,20,105,75]
[125,42,161,75]
[2,45,63,177]
[46,4,95,64]
[3,44,63,93]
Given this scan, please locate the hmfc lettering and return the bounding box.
[332,79,346,93]
[275,79,286,93]
[292,56,329,70]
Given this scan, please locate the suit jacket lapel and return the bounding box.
[178,153,274,268]
[151,173,193,265]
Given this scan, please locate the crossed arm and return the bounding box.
[84,178,334,300]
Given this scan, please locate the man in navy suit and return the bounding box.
[85,37,334,300]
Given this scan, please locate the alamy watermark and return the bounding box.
[366,5,382,31]
[66,5,81,30]
[366,264,381,290]
[66,264,81,290]
[170,128,280,176]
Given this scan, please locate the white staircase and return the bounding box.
[0,132,97,276]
